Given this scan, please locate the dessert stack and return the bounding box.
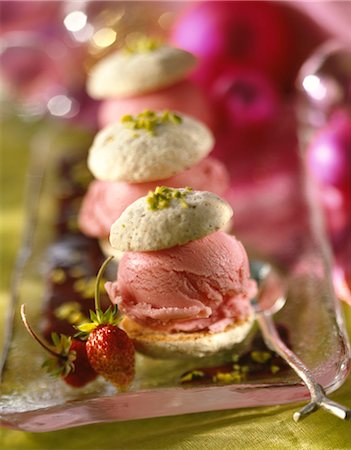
[87,36,214,128]
[78,37,230,255]
[105,187,257,359]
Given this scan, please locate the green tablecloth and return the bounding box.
[1,117,350,449]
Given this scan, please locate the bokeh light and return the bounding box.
[63,11,88,32]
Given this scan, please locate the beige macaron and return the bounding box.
[121,313,255,359]
[87,111,214,183]
[87,44,196,99]
[109,188,233,252]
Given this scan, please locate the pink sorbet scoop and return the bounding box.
[98,80,214,130]
[79,157,230,238]
[105,231,256,333]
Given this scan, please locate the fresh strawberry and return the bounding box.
[77,256,135,390]
[85,322,135,390]
[20,304,97,388]
[59,337,98,387]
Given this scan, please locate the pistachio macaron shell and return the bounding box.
[87,45,197,99]
[87,114,214,183]
[109,190,233,252]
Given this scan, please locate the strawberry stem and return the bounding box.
[20,304,63,359]
[94,256,114,311]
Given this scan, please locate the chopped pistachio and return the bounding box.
[180,370,204,382]
[73,277,106,299]
[121,114,133,123]
[50,269,67,284]
[160,110,182,125]
[54,301,87,325]
[240,365,250,374]
[69,266,87,279]
[104,135,114,145]
[120,110,182,136]
[250,351,272,364]
[123,36,162,54]
[146,186,192,211]
[270,365,281,374]
[213,371,245,384]
[231,353,240,363]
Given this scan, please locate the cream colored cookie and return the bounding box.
[87,111,214,183]
[109,188,233,251]
[87,43,196,99]
[121,313,255,359]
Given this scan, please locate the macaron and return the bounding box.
[87,39,196,99]
[109,187,233,252]
[87,110,214,183]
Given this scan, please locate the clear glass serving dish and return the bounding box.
[0,125,350,432]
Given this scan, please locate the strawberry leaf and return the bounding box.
[51,332,60,348]
[77,322,98,333]
[89,310,98,323]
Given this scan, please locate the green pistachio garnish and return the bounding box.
[180,370,204,383]
[73,276,106,299]
[121,110,182,136]
[123,36,162,54]
[50,269,67,284]
[146,186,192,211]
[54,301,87,325]
[231,353,240,363]
[250,350,272,364]
[213,371,245,384]
[270,364,281,374]
[69,266,87,279]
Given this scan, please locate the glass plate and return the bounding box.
[1,124,350,432]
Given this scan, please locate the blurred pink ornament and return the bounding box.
[97,80,215,130]
[321,186,351,237]
[211,95,298,175]
[224,169,307,265]
[171,1,294,89]
[304,112,350,253]
[0,1,61,34]
[306,110,351,196]
[211,67,281,131]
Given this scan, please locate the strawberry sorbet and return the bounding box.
[98,80,214,130]
[79,157,230,238]
[106,231,256,333]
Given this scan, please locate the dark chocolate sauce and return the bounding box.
[41,153,110,341]
[180,325,292,386]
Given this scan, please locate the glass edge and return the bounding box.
[0,142,47,380]
[1,128,350,430]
